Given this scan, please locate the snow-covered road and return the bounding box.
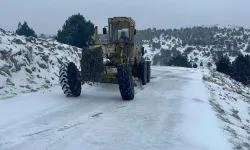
[0,67,231,150]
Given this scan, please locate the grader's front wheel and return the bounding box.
[116,63,135,100]
[59,62,81,97]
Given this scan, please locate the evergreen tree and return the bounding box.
[193,63,198,68]
[16,21,37,38]
[39,34,46,39]
[200,62,203,67]
[230,54,250,85]
[56,13,95,48]
[216,55,231,75]
[168,54,192,68]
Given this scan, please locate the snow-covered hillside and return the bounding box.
[0,28,82,100]
[138,26,250,68]
[203,69,250,149]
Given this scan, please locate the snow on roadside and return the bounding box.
[0,29,82,100]
[203,69,250,149]
[176,68,232,150]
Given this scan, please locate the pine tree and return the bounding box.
[56,13,95,48]
[16,21,37,38]
[230,54,250,85]
[216,55,231,75]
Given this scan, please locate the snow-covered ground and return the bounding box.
[0,67,232,150]
[203,69,250,150]
[0,28,82,100]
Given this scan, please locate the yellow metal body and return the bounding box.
[86,17,143,84]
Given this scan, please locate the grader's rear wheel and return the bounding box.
[59,62,81,97]
[116,63,135,100]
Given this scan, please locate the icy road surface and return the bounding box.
[0,67,231,150]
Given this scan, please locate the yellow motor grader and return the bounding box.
[59,17,151,100]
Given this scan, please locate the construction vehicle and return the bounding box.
[59,17,151,100]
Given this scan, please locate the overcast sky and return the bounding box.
[0,0,249,35]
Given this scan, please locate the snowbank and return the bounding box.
[0,29,82,99]
[203,69,250,149]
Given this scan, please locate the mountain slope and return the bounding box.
[0,28,82,99]
[136,26,250,68]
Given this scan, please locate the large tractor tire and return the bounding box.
[59,62,81,97]
[116,63,135,100]
[139,61,147,85]
[146,61,151,83]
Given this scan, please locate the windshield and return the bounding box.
[109,21,130,41]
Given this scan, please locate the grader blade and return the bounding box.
[81,47,104,83]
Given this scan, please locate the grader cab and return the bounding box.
[59,17,151,100]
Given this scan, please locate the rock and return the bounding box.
[38,52,45,55]
[41,55,49,62]
[6,78,15,86]
[26,46,33,52]
[0,28,6,34]
[24,52,31,64]
[0,49,12,60]
[43,43,50,48]
[25,68,32,74]
[51,77,54,80]
[243,142,250,148]
[10,56,26,71]
[0,86,4,89]
[0,71,8,76]
[37,63,47,69]
[38,69,41,72]
[50,48,56,52]
[73,47,78,51]
[49,60,53,64]
[0,64,11,76]
[45,79,50,84]
[78,53,81,58]
[31,67,36,71]
[57,58,62,64]
[232,113,241,121]
[12,38,24,44]
[236,89,242,94]
[202,75,216,83]
[232,109,239,114]
[36,74,42,78]
[37,46,44,52]
[26,36,36,43]
[44,85,49,89]
[17,50,22,55]
[25,85,31,89]
[57,45,64,50]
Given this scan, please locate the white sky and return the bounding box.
[0,0,249,35]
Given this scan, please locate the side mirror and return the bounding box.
[134,29,137,35]
[103,28,107,34]
[141,47,145,56]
